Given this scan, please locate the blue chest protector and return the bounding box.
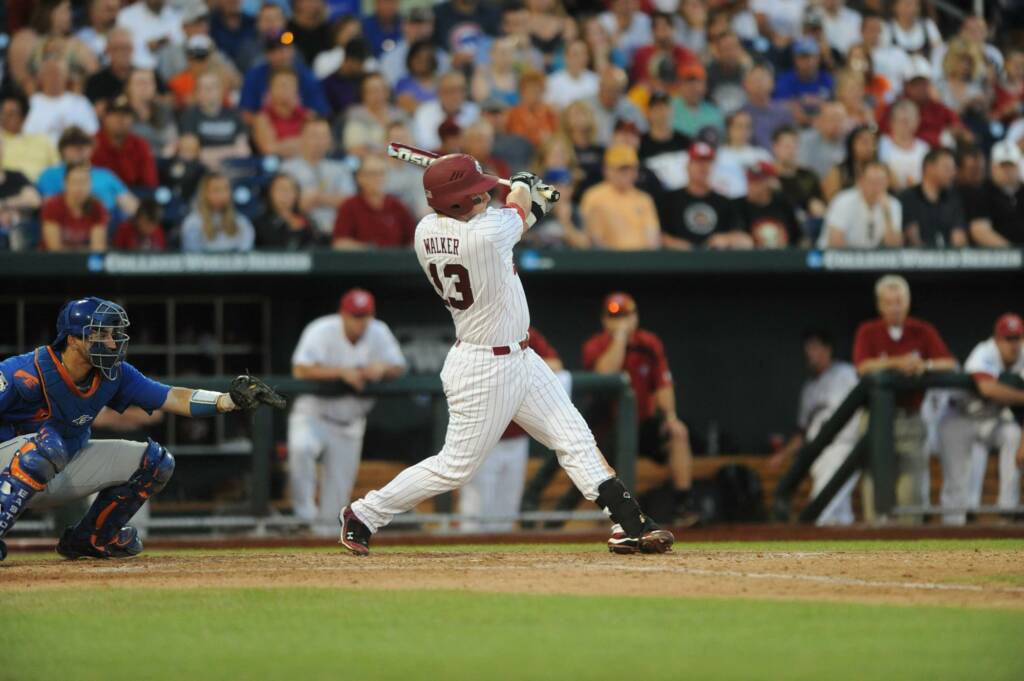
[33,346,122,458]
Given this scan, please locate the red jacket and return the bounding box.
[91,129,158,188]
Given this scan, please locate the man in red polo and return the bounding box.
[90,96,158,189]
[582,292,698,525]
[852,274,956,522]
[332,154,415,249]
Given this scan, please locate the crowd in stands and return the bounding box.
[0,0,1022,253]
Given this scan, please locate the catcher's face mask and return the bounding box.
[82,301,130,380]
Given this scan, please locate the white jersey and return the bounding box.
[290,315,406,425]
[414,207,530,347]
[963,338,1024,420]
[797,361,859,440]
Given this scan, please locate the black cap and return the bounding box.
[649,91,672,107]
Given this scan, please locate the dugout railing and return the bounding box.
[770,371,1010,523]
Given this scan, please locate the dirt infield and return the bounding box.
[4,547,1023,610]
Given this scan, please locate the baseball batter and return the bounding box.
[340,154,673,555]
[0,297,284,561]
[938,313,1024,525]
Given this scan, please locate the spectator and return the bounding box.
[587,66,648,145]
[239,30,330,121]
[878,100,928,193]
[860,12,912,94]
[705,31,750,114]
[0,95,58,182]
[125,68,178,159]
[882,0,942,62]
[938,313,1024,525]
[631,11,697,87]
[770,328,862,525]
[289,288,406,534]
[845,43,895,108]
[412,71,480,151]
[40,162,108,252]
[310,16,364,79]
[955,145,987,193]
[799,11,842,77]
[741,64,794,150]
[797,102,848,179]
[209,0,260,72]
[382,121,432,219]
[167,35,227,111]
[37,126,139,217]
[281,118,356,237]
[116,0,185,71]
[546,39,601,111]
[179,70,251,168]
[580,145,660,250]
[524,0,575,73]
[639,93,691,192]
[834,69,876,131]
[255,173,326,250]
[562,100,604,190]
[321,37,373,118]
[181,172,254,253]
[24,58,99,146]
[580,14,626,74]
[935,41,989,117]
[898,148,966,248]
[966,141,1024,247]
[460,327,565,532]
[598,0,652,61]
[878,57,967,149]
[774,38,835,127]
[658,143,744,250]
[821,0,863,55]
[381,8,447,89]
[254,69,312,159]
[582,292,698,526]
[361,0,402,59]
[736,162,804,248]
[84,27,136,105]
[470,37,519,110]
[772,125,827,233]
[342,73,403,158]
[480,97,534,171]
[287,0,334,66]
[993,49,1024,124]
[157,133,205,205]
[820,161,902,249]
[853,274,956,523]
[395,39,443,116]
[506,71,560,150]
[931,15,1002,85]
[112,198,166,251]
[91,96,158,190]
[76,0,121,60]
[6,0,99,95]
[823,124,879,200]
[671,62,724,139]
[713,110,773,199]
[333,155,415,250]
[0,135,42,250]
[158,5,241,94]
[432,0,500,54]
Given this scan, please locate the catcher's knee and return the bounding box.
[133,439,175,495]
[14,427,69,487]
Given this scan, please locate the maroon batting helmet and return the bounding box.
[423,153,498,219]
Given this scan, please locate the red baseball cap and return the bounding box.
[340,288,376,317]
[994,313,1023,339]
[689,142,715,162]
[746,161,777,181]
[603,292,637,317]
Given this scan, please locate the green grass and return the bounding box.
[7,587,1024,681]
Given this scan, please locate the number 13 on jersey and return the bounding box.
[429,263,475,310]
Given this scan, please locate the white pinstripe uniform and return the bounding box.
[350,206,615,532]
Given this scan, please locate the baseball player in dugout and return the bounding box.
[289,289,406,535]
[853,275,957,524]
[938,313,1024,525]
[0,297,285,561]
[340,153,674,556]
[583,293,699,527]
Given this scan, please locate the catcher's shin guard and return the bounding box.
[0,428,69,548]
[66,439,174,553]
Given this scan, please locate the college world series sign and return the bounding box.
[808,249,1024,271]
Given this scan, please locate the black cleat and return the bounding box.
[339,506,371,556]
[56,526,143,560]
[607,524,675,555]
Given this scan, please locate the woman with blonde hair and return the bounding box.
[181,172,255,252]
[834,69,875,132]
[937,40,989,115]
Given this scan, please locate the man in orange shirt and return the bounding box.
[580,145,661,250]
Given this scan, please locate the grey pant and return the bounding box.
[0,434,147,511]
[939,415,1021,525]
[861,411,927,524]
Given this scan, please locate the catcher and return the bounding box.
[0,297,285,561]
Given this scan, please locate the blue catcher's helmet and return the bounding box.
[53,297,131,380]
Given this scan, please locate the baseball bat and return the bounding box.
[386,142,560,202]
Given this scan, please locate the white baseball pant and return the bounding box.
[459,436,529,533]
[939,414,1021,525]
[288,413,365,536]
[351,342,614,533]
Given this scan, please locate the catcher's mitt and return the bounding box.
[230,374,287,411]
